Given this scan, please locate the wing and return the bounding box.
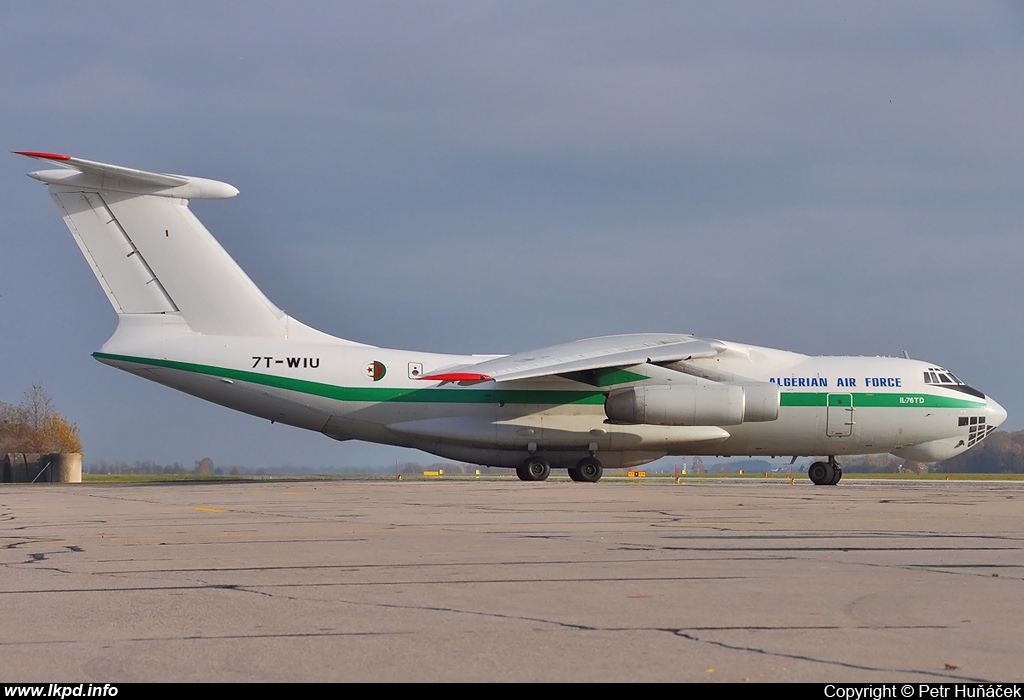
[420,333,718,383]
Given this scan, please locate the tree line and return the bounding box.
[939,429,1024,473]
[838,429,1024,473]
[86,457,242,476]
[0,385,82,455]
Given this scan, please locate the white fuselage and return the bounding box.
[95,318,1006,470]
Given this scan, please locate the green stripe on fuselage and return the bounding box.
[779,392,984,409]
[93,352,606,405]
[94,353,985,411]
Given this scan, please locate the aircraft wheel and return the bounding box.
[517,457,551,482]
[808,461,834,486]
[828,466,843,485]
[570,456,603,483]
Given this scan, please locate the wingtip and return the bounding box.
[14,151,72,160]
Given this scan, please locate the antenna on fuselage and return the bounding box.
[902,350,911,359]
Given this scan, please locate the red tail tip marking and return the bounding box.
[14,151,72,160]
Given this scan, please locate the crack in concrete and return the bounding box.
[192,581,301,601]
[670,629,989,683]
[0,630,401,646]
[0,574,749,595]
[296,595,991,682]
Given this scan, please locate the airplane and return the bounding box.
[17,151,1008,484]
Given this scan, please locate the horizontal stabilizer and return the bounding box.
[16,151,239,200]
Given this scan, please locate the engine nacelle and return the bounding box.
[740,381,781,422]
[605,382,779,426]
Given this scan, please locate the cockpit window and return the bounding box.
[925,367,986,399]
[924,368,965,386]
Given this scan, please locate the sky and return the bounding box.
[2,2,1023,470]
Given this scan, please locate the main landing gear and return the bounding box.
[808,457,842,485]
[516,457,551,482]
[568,456,603,483]
[515,456,604,482]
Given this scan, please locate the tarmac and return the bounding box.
[1,476,1023,682]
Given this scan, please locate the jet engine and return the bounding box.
[604,382,779,426]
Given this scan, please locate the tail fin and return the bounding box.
[18,152,288,337]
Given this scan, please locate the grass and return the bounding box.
[83,474,245,483]
[76,471,1024,483]
[81,472,407,483]
[672,471,1024,481]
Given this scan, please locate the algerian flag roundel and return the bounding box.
[363,360,386,382]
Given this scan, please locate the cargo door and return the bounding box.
[826,393,854,437]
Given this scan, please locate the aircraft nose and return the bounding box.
[986,396,1008,429]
